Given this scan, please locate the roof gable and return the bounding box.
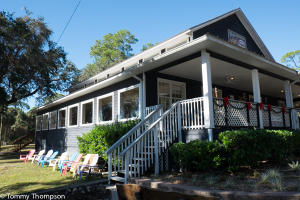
[190,8,274,61]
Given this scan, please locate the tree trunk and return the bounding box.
[0,113,3,150]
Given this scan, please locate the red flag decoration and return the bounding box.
[283,107,286,114]
[268,104,272,112]
[224,97,229,107]
[259,102,263,110]
[246,102,251,110]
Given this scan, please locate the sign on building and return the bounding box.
[228,29,247,49]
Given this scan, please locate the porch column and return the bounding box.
[284,80,299,129]
[201,50,214,141]
[139,81,144,120]
[251,69,263,129]
[142,73,146,119]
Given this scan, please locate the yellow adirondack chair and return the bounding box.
[49,152,68,171]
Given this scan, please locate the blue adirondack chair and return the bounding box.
[39,151,58,167]
[57,152,78,173]
[36,150,53,165]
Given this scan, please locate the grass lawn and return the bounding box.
[0,144,102,196]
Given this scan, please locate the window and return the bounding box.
[98,94,113,123]
[58,108,66,128]
[68,104,78,126]
[36,115,42,131]
[42,140,46,151]
[81,99,94,125]
[158,78,186,110]
[42,113,49,130]
[49,111,57,129]
[119,85,139,120]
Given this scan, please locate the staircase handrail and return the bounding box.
[9,130,35,145]
[119,102,179,157]
[105,104,164,155]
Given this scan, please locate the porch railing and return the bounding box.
[105,104,164,181]
[119,101,180,183]
[180,97,204,129]
[213,98,291,128]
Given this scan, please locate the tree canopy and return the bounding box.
[141,43,158,51]
[281,50,300,71]
[0,10,80,112]
[79,30,138,82]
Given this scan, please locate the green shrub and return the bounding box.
[169,140,223,171]
[77,119,140,159]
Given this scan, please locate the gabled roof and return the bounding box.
[189,8,274,61]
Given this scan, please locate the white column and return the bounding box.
[201,50,214,141]
[143,73,146,119]
[251,69,263,129]
[139,81,144,120]
[284,80,298,129]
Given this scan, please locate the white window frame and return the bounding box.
[58,107,67,129]
[118,84,140,121]
[36,115,42,131]
[97,93,114,124]
[68,103,79,128]
[49,110,57,130]
[157,78,186,107]
[80,98,94,126]
[42,113,49,131]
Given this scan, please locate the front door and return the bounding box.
[158,78,186,110]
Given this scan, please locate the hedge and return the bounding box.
[170,129,300,172]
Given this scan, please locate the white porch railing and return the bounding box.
[145,105,161,117]
[105,104,164,181]
[119,101,180,183]
[180,97,204,129]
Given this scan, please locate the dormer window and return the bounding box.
[161,49,166,54]
[139,59,143,64]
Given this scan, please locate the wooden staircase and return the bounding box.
[9,130,35,152]
[105,102,183,184]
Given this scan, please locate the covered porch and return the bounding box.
[142,39,300,140]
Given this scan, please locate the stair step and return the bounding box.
[132,157,147,161]
[129,164,145,167]
[117,170,137,175]
[110,176,125,183]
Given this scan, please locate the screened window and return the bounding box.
[120,87,139,119]
[69,105,78,126]
[58,109,66,128]
[81,100,93,125]
[42,114,49,130]
[36,115,42,131]
[49,111,57,129]
[98,96,113,122]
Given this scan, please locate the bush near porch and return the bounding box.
[77,119,140,160]
[169,129,300,172]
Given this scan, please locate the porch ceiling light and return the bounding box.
[281,90,284,92]
[231,77,234,80]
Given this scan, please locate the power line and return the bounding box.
[57,0,81,44]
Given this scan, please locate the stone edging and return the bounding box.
[128,178,300,200]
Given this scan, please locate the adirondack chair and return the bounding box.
[75,154,100,181]
[30,150,45,163]
[35,149,53,164]
[49,152,68,171]
[57,152,78,173]
[62,153,83,176]
[69,154,92,177]
[19,149,36,163]
[86,158,107,181]
[40,151,59,167]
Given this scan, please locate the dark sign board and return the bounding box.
[228,29,247,49]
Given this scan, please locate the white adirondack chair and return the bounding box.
[49,152,68,171]
[34,149,53,164]
[30,150,45,163]
[70,154,91,177]
[75,154,99,181]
